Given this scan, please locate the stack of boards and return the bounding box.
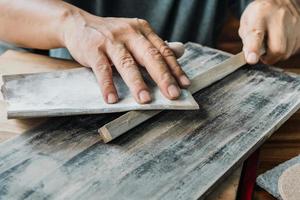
[1,43,300,199]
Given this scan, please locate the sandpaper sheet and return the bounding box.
[1,67,198,118]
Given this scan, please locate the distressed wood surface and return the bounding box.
[0,51,81,142]
[2,63,197,119]
[0,50,242,200]
[0,44,300,199]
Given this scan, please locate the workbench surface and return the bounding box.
[1,43,300,199]
[0,50,241,200]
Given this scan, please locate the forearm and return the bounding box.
[0,0,81,49]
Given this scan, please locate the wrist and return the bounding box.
[55,2,88,48]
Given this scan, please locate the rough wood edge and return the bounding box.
[99,126,113,143]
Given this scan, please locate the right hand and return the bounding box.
[61,11,190,104]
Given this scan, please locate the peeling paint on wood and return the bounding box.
[0,43,300,200]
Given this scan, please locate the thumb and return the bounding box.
[241,29,265,64]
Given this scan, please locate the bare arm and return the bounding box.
[0,0,190,104]
[0,0,71,49]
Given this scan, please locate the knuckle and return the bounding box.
[103,30,117,42]
[118,22,136,34]
[102,79,113,89]
[160,45,175,57]
[171,66,184,76]
[119,55,136,69]
[137,18,150,28]
[104,24,137,41]
[146,47,163,60]
[93,64,111,73]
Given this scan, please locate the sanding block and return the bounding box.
[1,67,199,118]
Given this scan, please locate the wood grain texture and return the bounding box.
[0,49,242,200]
[0,44,300,199]
[0,51,81,142]
[215,14,300,200]
[2,63,197,118]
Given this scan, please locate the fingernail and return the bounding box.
[138,90,151,103]
[247,52,259,64]
[168,84,180,99]
[179,75,191,87]
[107,93,118,104]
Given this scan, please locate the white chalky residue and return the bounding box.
[4,67,198,117]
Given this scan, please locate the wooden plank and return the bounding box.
[2,68,198,118]
[0,43,300,199]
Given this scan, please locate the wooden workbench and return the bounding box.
[0,50,242,200]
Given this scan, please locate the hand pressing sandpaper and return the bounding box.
[1,67,198,118]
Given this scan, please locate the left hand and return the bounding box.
[239,0,300,65]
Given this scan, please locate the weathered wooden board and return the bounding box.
[1,43,300,199]
[2,66,198,119]
[257,155,300,199]
[0,49,242,200]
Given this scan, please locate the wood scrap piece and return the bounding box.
[99,43,242,143]
[278,164,300,200]
[2,67,198,119]
[0,60,300,199]
[257,155,300,199]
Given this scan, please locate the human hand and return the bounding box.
[239,0,300,65]
[61,11,190,104]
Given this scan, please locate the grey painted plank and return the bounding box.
[0,43,300,200]
[2,58,199,118]
[257,155,300,199]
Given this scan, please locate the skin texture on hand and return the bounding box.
[0,1,190,104]
[239,0,300,65]
[61,11,191,104]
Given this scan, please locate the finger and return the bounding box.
[239,13,266,64]
[91,52,118,104]
[126,34,181,100]
[106,43,151,104]
[142,30,190,87]
[167,42,185,58]
[261,18,287,64]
